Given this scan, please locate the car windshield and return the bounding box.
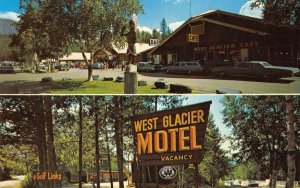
[1,63,12,67]
[139,62,150,65]
[261,62,272,66]
[188,62,199,66]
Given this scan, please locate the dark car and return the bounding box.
[213,61,300,79]
[0,63,16,73]
[55,64,70,71]
[165,61,203,74]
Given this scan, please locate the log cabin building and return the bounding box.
[150,10,300,68]
[112,43,155,65]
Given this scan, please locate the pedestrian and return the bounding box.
[100,62,103,71]
[112,61,116,70]
[104,62,107,71]
[121,62,124,71]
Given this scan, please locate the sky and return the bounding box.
[0,0,263,32]
[178,95,232,151]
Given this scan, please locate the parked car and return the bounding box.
[13,66,22,73]
[164,61,203,74]
[213,61,300,79]
[69,62,76,68]
[137,62,162,72]
[36,64,47,73]
[248,181,259,188]
[0,63,15,73]
[55,64,70,71]
[92,62,103,69]
[75,62,86,69]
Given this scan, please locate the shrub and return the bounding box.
[21,174,34,188]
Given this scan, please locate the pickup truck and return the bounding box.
[212,61,300,79]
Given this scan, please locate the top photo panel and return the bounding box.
[0,0,299,95]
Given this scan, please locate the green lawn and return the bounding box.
[47,79,202,94]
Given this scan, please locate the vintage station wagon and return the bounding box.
[165,61,203,74]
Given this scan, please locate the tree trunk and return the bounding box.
[44,96,59,188]
[106,127,114,188]
[285,96,296,188]
[114,96,124,188]
[82,51,94,81]
[194,164,201,188]
[44,97,57,170]
[32,52,38,72]
[94,97,100,188]
[270,169,278,188]
[35,97,48,170]
[35,97,49,188]
[78,97,83,188]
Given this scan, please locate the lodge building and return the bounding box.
[150,10,300,68]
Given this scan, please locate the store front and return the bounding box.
[151,10,300,68]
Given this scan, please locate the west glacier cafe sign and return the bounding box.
[132,101,211,166]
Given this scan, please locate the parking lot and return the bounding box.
[0,68,300,94]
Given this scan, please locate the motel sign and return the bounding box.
[132,101,211,166]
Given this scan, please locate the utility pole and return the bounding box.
[190,0,192,17]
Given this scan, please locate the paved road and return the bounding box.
[0,68,299,94]
[62,181,129,188]
[0,175,25,188]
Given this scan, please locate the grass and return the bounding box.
[46,78,202,94]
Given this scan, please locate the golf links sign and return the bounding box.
[132,101,211,166]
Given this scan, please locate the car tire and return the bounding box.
[262,75,271,81]
[187,70,192,74]
[166,69,170,73]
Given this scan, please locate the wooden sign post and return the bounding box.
[132,101,212,187]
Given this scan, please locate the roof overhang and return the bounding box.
[200,17,269,36]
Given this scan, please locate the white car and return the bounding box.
[165,61,203,74]
[36,64,47,73]
[137,62,162,72]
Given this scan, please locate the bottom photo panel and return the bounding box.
[0,95,299,188]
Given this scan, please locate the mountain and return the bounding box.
[0,19,17,35]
